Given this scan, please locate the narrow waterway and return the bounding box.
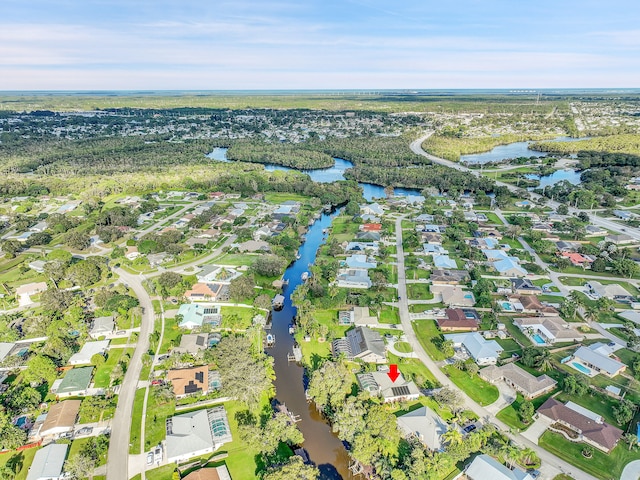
[269,210,351,480]
[459,136,589,165]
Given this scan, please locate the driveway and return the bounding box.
[485,380,516,415]
[521,415,553,444]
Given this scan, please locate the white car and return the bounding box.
[146,452,154,466]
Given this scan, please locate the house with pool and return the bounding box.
[566,343,626,377]
[513,316,583,345]
[480,363,557,400]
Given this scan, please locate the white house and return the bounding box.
[68,340,109,365]
[444,332,503,365]
[26,444,69,480]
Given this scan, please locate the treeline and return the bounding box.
[344,163,498,194]
[226,140,335,169]
[531,134,640,157]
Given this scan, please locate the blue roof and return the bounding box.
[444,333,503,362]
[494,257,527,275]
[482,249,510,261]
[433,255,457,269]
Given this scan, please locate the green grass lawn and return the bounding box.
[264,192,310,204]
[379,304,400,324]
[407,283,433,300]
[209,253,260,267]
[388,352,440,390]
[442,365,499,406]
[68,437,108,466]
[159,316,181,354]
[500,316,532,347]
[496,390,557,432]
[129,388,146,454]
[145,392,176,451]
[0,446,37,480]
[394,342,413,353]
[555,391,624,428]
[221,305,257,330]
[496,338,523,359]
[540,430,640,480]
[405,268,430,280]
[94,348,125,388]
[412,320,447,361]
[145,464,178,480]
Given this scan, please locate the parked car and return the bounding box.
[77,427,93,435]
[147,452,154,466]
[60,432,73,439]
[154,446,162,460]
[116,330,126,336]
[151,380,164,386]
[462,424,476,434]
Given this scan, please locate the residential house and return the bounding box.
[494,258,528,277]
[338,306,378,327]
[605,234,634,245]
[464,454,533,480]
[68,340,109,365]
[612,210,633,221]
[586,281,633,301]
[555,241,581,252]
[396,406,447,451]
[173,334,211,355]
[15,282,47,302]
[185,283,227,302]
[480,364,557,399]
[357,371,420,403]
[360,203,384,216]
[177,304,222,329]
[537,398,623,453]
[165,407,232,463]
[514,317,583,344]
[30,221,48,233]
[430,269,470,285]
[431,285,476,307]
[433,255,458,270]
[415,214,435,223]
[561,252,594,267]
[360,223,382,232]
[53,367,93,398]
[237,240,270,253]
[167,366,209,398]
[585,225,608,236]
[125,246,140,260]
[510,278,541,295]
[469,237,499,250]
[336,269,372,289]
[39,400,81,439]
[344,254,377,269]
[344,241,379,255]
[196,265,241,284]
[515,200,533,208]
[89,316,115,339]
[25,444,69,480]
[421,232,443,245]
[444,332,503,365]
[482,249,510,262]
[423,244,448,256]
[570,343,626,377]
[332,327,386,363]
[513,296,559,316]
[28,260,47,273]
[355,231,381,241]
[437,308,480,332]
[0,342,15,363]
[272,202,300,220]
[423,224,441,233]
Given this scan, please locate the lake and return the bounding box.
[460,136,589,165]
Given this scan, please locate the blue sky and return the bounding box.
[1,0,639,89]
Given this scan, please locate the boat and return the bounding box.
[301,272,309,281]
[288,324,295,335]
[265,333,275,348]
[272,294,285,310]
[296,253,301,260]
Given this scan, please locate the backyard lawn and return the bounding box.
[442,365,499,406]
[0,446,37,480]
[221,306,256,330]
[540,431,640,480]
[413,320,447,361]
[496,391,556,431]
[93,348,125,388]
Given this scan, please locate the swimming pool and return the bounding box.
[572,362,592,375]
[532,334,546,345]
[501,302,513,311]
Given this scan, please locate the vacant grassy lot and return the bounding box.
[379,304,400,324]
[413,320,447,361]
[407,282,433,299]
[442,365,499,406]
[94,348,125,388]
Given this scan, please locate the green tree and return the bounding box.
[240,412,304,456]
[307,361,353,415]
[262,456,319,480]
[64,453,96,480]
[91,353,106,366]
[613,400,635,426]
[252,255,287,277]
[229,275,256,301]
[23,354,57,386]
[518,401,534,424]
[67,261,102,287]
[0,410,26,450]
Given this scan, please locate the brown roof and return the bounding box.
[516,296,559,315]
[40,400,81,435]
[185,282,222,299]
[482,364,556,397]
[437,309,479,330]
[537,398,622,451]
[430,269,470,284]
[167,366,209,396]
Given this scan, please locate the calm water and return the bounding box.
[525,168,582,189]
[209,148,421,201]
[269,210,351,479]
[460,136,588,165]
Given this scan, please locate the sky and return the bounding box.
[1,0,639,90]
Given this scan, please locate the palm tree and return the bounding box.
[623,432,638,451]
[442,427,463,446]
[518,447,537,467]
[585,305,600,323]
[568,290,585,308]
[536,349,553,372]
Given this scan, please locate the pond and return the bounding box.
[525,168,582,189]
[460,136,589,165]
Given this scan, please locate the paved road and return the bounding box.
[106,269,155,480]
[393,215,598,480]
[410,133,640,242]
[621,460,640,480]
